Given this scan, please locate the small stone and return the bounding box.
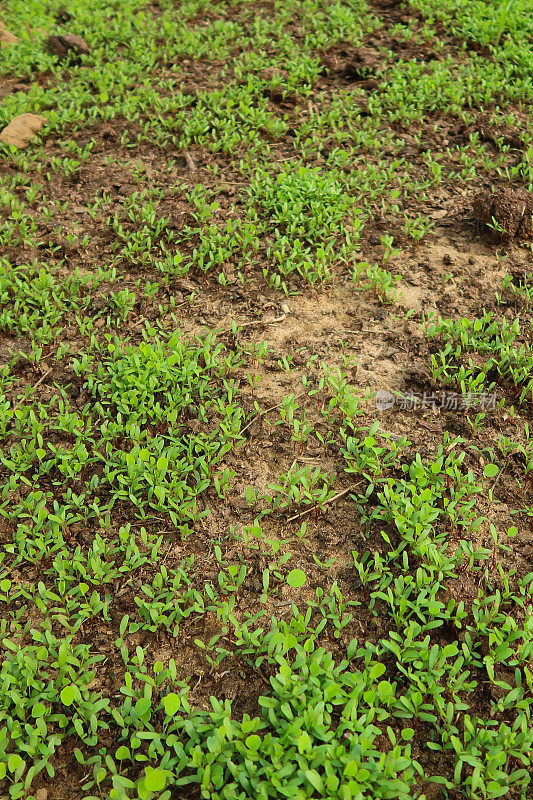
[442,253,455,266]
[47,33,90,58]
[35,790,48,800]
[0,113,47,148]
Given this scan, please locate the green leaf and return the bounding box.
[162,693,181,717]
[245,487,256,505]
[369,662,386,682]
[245,734,261,750]
[60,685,77,706]
[347,638,358,659]
[324,682,341,700]
[377,680,393,698]
[116,746,130,761]
[298,732,312,753]
[156,456,168,472]
[8,754,23,773]
[305,769,324,792]
[484,464,499,478]
[286,569,306,588]
[32,702,46,718]
[143,766,168,792]
[344,761,359,778]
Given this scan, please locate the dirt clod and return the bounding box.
[320,46,382,81]
[46,33,90,58]
[56,7,73,23]
[475,113,523,149]
[473,187,533,239]
[0,113,47,148]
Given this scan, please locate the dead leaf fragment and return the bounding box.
[0,113,47,148]
[0,23,18,47]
